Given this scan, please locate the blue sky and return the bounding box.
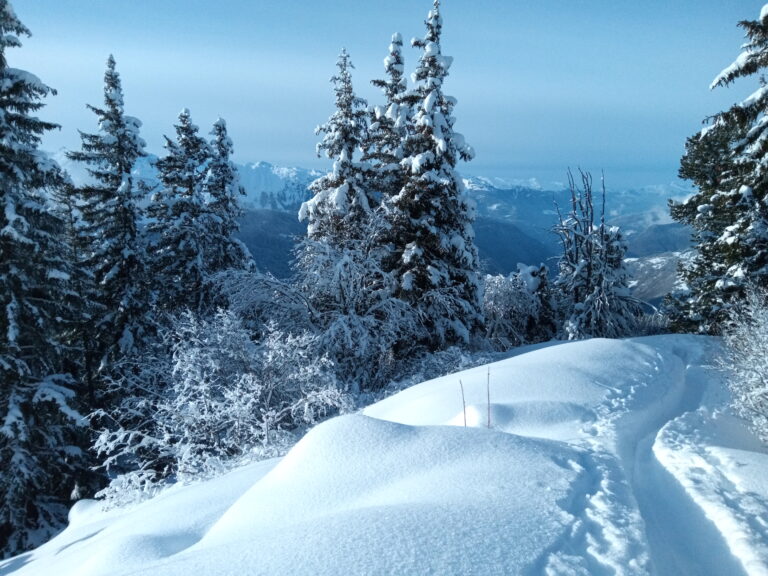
[12,0,764,188]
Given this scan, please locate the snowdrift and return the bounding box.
[2,336,767,576]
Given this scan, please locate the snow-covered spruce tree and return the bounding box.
[387,0,482,350]
[484,264,556,350]
[50,178,92,363]
[202,118,253,282]
[0,1,89,557]
[668,6,768,334]
[48,175,105,495]
[147,109,212,313]
[363,32,411,202]
[666,117,748,333]
[719,287,768,444]
[95,116,256,491]
[299,49,373,244]
[66,55,151,377]
[297,50,417,390]
[96,118,255,490]
[554,170,640,340]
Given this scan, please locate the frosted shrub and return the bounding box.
[95,310,344,504]
[213,263,313,333]
[296,232,423,392]
[161,312,344,475]
[720,288,768,443]
[483,264,555,350]
[92,470,165,509]
[635,310,671,336]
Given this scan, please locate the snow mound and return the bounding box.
[193,414,581,575]
[4,335,768,576]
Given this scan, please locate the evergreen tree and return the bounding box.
[294,218,419,392]
[299,49,372,244]
[364,32,411,202]
[668,6,768,333]
[554,170,640,340]
[387,0,482,349]
[0,1,87,557]
[147,109,212,313]
[202,118,253,279]
[297,50,416,391]
[48,178,97,400]
[66,54,150,373]
[667,118,747,332]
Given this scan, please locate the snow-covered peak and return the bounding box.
[463,175,543,191]
[53,149,320,213]
[237,162,321,211]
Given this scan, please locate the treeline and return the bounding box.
[0,0,642,558]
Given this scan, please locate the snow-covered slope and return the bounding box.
[626,253,683,306]
[4,335,767,576]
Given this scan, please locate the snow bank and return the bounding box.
[3,336,768,576]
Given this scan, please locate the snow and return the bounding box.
[4,335,768,575]
[409,151,434,173]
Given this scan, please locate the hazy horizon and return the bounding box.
[14,0,763,189]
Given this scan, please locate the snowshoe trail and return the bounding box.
[539,336,765,575]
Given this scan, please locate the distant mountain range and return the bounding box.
[236,162,321,212]
[53,150,692,303]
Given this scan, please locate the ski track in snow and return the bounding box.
[366,335,768,575]
[552,336,767,576]
[3,335,768,575]
[546,336,766,576]
[538,342,677,574]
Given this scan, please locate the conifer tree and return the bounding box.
[296,51,416,390]
[66,54,150,372]
[667,118,749,332]
[668,6,768,333]
[202,118,253,278]
[48,179,96,397]
[364,33,411,201]
[148,109,212,313]
[0,0,88,557]
[299,49,372,244]
[387,0,482,349]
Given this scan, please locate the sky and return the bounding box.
[11,0,766,189]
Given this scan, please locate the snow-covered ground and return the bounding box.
[3,335,767,576]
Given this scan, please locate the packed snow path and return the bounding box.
[3,336,768,575]
[367,335,768,575]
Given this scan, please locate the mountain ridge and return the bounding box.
[51,151,691,288]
